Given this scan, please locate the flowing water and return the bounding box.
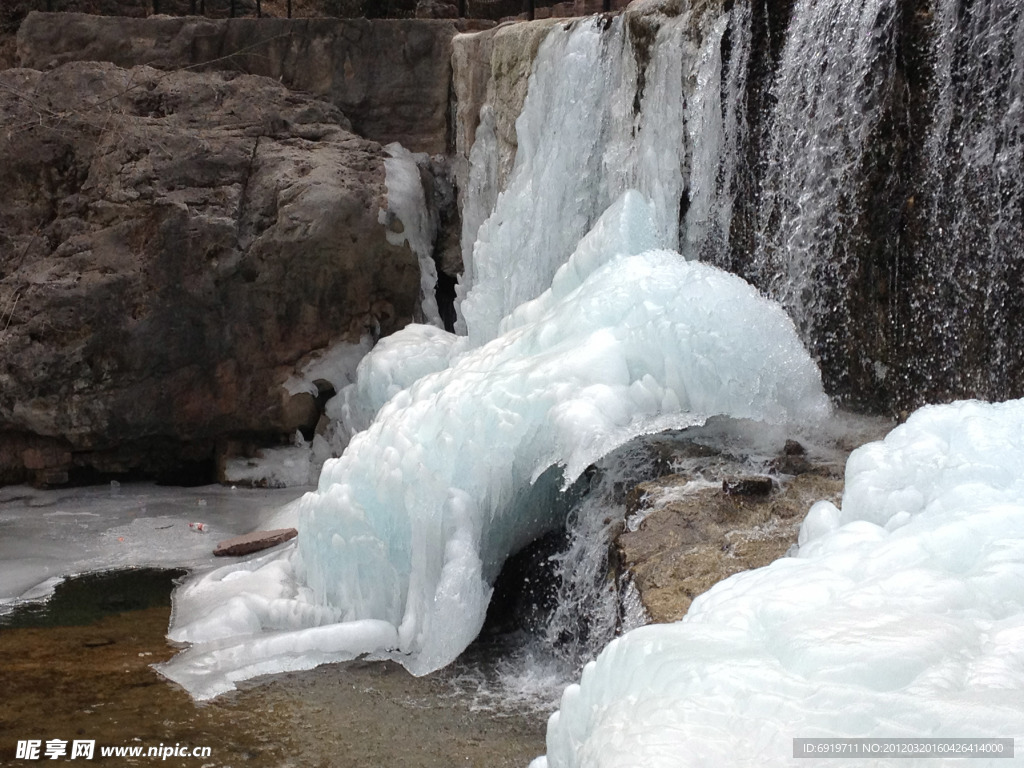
[0,568,546,767]
[751,0,901,353]
[915,0,1024,398]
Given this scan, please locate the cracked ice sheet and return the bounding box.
[0,483,306,612]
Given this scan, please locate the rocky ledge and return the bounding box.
[614,438,845,623]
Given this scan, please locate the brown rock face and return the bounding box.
[0,62,420,485]
[616,472,843,623]
[16,12,464,154]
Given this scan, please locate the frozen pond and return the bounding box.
[0,483,307,610]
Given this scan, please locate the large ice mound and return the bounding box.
[157,193,829,699]
[534,398,1024,768]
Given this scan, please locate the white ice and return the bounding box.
[534,398,1024,768]
[156,190,829,699]
[455,10,720,345]
[0,483,305,612]
[378,142,442,327]
[220,432,318,489]
[158,7,829,699]
[329,323,467,443]
[282,336,373,399]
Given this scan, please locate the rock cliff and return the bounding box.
[0,61,420,485]
[16,12,462,153]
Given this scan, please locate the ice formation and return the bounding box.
[158,190,828,699]
[379,143,442,327]
[534,398,1024,768]
[455,6,745,344]
[224,338,375,488]
[220,432,318,488]
[329,323,466,443]
[159,9,827,700]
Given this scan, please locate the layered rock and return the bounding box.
[615,463,843,623]
[0,61,420,485]
[16,12,465,153]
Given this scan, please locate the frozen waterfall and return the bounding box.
[159,190,828,699]
[158,9,830,700]
[456,3,749,344]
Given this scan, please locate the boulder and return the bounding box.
[616,472,843,622]
[0,61,421,485]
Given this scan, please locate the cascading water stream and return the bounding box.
[531,2,1024,764]
[751,0,901,355]
[740,0,1023,408]
[915,0,1024,398]
[532,3,757,668]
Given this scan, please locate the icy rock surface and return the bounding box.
[220,434,316,489]
[157,192,828,699]
[379,142,442,327]
[282,336,373,399]
[534,398,1024,768]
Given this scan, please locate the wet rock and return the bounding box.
[615,472,843,622]
[721,475,774,497]
[214,528,298,557]
[770,454,812,476]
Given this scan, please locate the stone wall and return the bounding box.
[3,0,628,29]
